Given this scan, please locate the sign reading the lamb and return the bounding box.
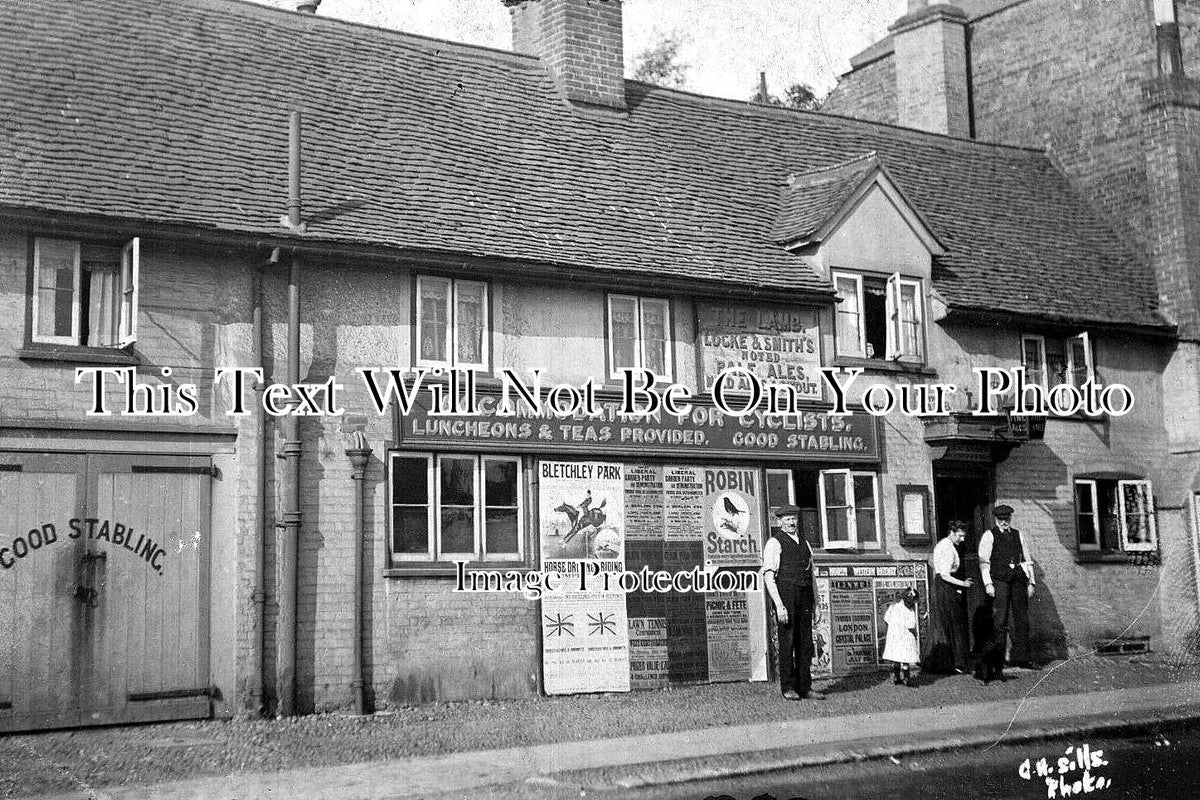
[697,304,821,399]
[701,468,761,568]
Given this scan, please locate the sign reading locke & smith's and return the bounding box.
[696,304,822,399]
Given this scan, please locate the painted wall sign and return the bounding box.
[696,304,822,398]
[810,561,930,679]
[0,519,168,574]
[400,391,879,463]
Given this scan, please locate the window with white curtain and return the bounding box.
[31,237,139,347]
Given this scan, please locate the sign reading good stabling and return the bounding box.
[696,304,822,399]
[399,392,878,463]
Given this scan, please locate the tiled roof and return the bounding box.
[0,0,1168,327]
[772,153,881,244]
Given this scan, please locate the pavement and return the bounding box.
[8,656,1200,800]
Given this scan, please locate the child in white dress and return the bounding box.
[883,588,920,686]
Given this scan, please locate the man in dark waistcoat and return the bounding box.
[762,505,825,701]
[978,503,1038,673]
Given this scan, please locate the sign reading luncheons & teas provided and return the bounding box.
[696,303,822,399]
[399,391,878,462]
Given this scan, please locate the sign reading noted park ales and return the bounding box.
[696,304,822,399]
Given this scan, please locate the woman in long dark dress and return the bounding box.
[926,521,973,673]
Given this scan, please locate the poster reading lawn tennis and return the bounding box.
[538,460,767,695]
[811,561,930,679]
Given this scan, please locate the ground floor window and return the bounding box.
[765,467,881,551]
[389,452,523,563]
[1074,478,1156,553]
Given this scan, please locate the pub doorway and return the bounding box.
[933,467,993,651]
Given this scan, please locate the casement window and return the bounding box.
[389,453,523,563]
[832,270,924,362]
[415,276,489,370]
[818,469,881,550]
[1074,478,1156,553]
[766,468,882,551]
[30,237,139,347]
[607,294,672,379]
[1021,333,1094,389]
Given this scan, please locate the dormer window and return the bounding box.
[833,270,924,362]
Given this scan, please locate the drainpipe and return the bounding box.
[249,262,268,715]
[276,109,304,717]
[346,432,372,715]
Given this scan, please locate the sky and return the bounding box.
[250,0,905,98]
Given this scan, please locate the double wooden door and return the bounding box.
[0,452,212,731]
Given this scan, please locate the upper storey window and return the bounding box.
[415,276,489,370]
[30,237,139,348]
[833,271,924,363]
[607,294,673,380]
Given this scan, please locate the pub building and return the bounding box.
[0,0,1194,730]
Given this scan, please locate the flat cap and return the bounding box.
[993,504,1014,519]
[774,504,800,517]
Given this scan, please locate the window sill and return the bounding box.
[833,357,936,376]
[813,550,894,561]
[18,343,139,365]
[384,562,534,578]
[1074,551,1159,565]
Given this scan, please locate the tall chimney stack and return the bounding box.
[889,2,970,137]
[505,0,626,110]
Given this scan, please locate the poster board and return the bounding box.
[539,460,768,694]
[811,561,930,679]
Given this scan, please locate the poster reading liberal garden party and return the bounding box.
[539,461,630,695]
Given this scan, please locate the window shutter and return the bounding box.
[1069,332,1093,388]
[119,237,140,346]
[885,272,901,361]
[1116,480,1157,552]
[818,469,854,550]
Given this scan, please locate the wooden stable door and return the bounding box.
[0,453,213,732]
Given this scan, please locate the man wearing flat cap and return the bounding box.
[762,504,825,700]
[978,503,1038,672]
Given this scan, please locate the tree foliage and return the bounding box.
[750,78,823,110]
[632,33,688,89]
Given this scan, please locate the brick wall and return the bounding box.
[509,0,625,109]
[821,57,898,126]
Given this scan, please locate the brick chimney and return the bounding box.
[505,0,626,110]
[889,2,970,137]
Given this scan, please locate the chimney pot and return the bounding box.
[296,0,321,14]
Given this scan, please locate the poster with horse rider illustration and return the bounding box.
[540,460,631,695]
